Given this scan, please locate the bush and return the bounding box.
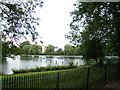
[68,61,74,67]
[12,65,77,74]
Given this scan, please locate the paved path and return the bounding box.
[100,80,120,90]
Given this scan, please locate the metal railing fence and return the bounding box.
[1,62,120,89]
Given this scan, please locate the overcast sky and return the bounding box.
[35,0,77,49]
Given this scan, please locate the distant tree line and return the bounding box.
[2,40,82,58]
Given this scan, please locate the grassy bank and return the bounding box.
[3,65,89,77]
[2,65,89,88]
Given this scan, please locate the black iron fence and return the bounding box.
[1,62,120,89]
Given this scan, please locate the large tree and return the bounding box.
[64,44,76,55]
[20,41,31,48]
[0,0,43,42]
[44,44,55,55]
[30,44,42,55]
[66,2,120,63]
[0,0,43,60]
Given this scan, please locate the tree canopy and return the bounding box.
[44,44,55,55]
[64,44,76,55]
[0,0,43,42]
[0,0,44,60]
[66,2,120,64]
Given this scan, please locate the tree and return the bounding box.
[30,44,42,55]
[20,41,31,48]
[0,0,43,42]
[0,0,44,60]
[44,44,55,55]
[9,45,19,55]
[64,44,76,55]
[66,2,120,63]
[81,38,104,65]
[22,45,31,55]
[55,48,64,55]
[2,41,12,59]
[1,40,22,60]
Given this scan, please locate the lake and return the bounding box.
[0,55,86,75]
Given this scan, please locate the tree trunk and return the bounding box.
[95,58,99,65]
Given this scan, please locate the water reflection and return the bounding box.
[0,55,85,74]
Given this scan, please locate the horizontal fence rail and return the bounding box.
[1,62,120,89]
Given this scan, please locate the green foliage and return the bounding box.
[22,45,31,55]
[81,38,104,65]
[12,65,77,74]
[0,0,44,42]
[9,45,21,55]
[54,48,64,55]
[66,2,120,64]
[103,40,117,56]
[68,61,74,67]
[64,44,76,55]
[44,44,55,55]
[2,41,11,58]
[30,44,42,55]
[0,0,44,59]
[20,41,42,55]
[20,41,31,48]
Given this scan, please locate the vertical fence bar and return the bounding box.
[6,77,8,89]
[5,77,7,89]
[104,64,107,86]
[17,76,19,89]
[5,77,11,89]
[14,76,16,88]
[23,76,25,88]
[116,62,119,80]
[11,77,14,89]
[38,74,40,88]
[24,75,28,89]
[2,77,3,89]
[86,67,90,90]
[56,72,60,90]
[28,75,29,88]
[16,76,18,88]
[31,75,34,88]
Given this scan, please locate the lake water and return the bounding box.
[0,55,86,75]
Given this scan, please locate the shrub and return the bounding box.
[12,65,77,74]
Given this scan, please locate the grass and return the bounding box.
[2,65,90,88]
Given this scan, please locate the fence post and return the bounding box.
[11,77,14,89]
[86,67,90,90]
[56,72,60,90]
[104,64,107,86]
